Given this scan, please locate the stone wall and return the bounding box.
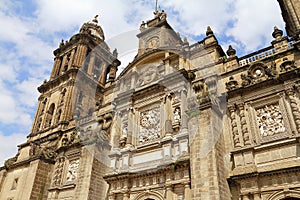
[30,160,53,199]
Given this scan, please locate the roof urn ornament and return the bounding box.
[272,26,283,39]
[206,26,214,36]
[227,45,236,57]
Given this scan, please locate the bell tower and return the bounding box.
[278,0,300,37]
[30,15,120,138]
[0,15,120,200]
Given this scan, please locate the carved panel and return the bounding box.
[256,104,286,137]
[66,159,80,183]
[139,105,161,144]
[52,157,65,186]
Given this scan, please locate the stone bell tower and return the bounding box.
[278,0,300,37]
[0,15,120,200]
[30,15,120,137]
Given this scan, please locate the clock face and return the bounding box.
[147,39,157,49]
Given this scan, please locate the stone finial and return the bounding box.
[206,26,214,36]
[140,21,146,31]
[113,48,118,58]
[160,10,167,20]
[59,39,64,48]
[272,26,283,39]
[226,45,236,57]
[183,36,189,46]
[92,15,99,23]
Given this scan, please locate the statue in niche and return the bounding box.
[119,122,128,148]
[173,107,181,125]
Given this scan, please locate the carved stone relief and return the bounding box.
[137,66,161,87]
[66,160,80,183]
[229,106,241,148]
[173,107,181,125]
[256,104,286,137]
[139,105,161,144]
[52,157,65,186]
[119,121,128,148]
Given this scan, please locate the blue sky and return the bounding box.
[0,0,285,165]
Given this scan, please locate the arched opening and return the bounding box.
[133,191,164,200]
[45,103,55,128]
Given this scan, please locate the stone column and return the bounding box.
[238,103,251,146]
[166,185,174,200]
[181,89,188,130]
[286,88,300,133]
[60,55,67,72]
[165,94,173,137]
[184,184,191,199]
[229,105,242,148]
[50,57,61,79]
[68,48,76,69]
[126,109,133,147]
[87,52,95,76]
[74,45,88,68]
[63,83,75,121]
[113,111,122,148]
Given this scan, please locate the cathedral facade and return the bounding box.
[1,0,300,199]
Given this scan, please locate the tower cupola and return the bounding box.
[79,15,105,40]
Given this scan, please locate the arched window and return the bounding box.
[45,103,55,128]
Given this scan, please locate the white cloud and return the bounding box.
[226,0,285,51]
[0,132,27,166]
[161,0,235,36]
